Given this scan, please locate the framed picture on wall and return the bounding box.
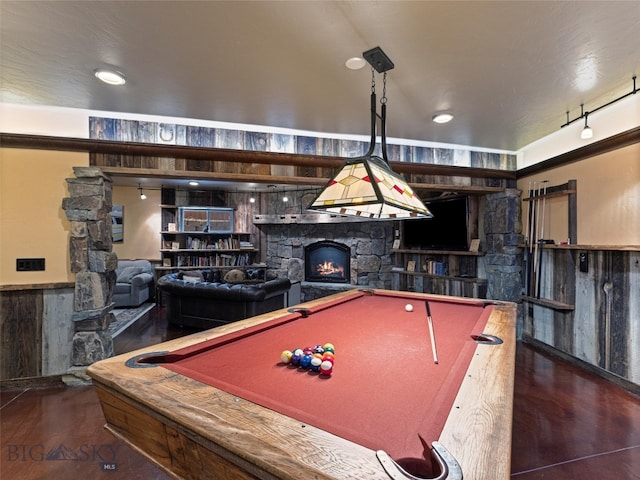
[111,205,124,243]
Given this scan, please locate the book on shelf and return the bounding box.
[406,260,416,272]
[171,242,180,250]
[167,223,176,232]
[162,258,172,267]
[423,260,448,275]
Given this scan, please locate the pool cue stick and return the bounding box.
[536,181,549,299]
[425,301,438,364]
[523,181,534,294]
[528,181,537,296]
[531,182,540,297]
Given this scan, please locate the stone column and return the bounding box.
[61,167,118,383]
[483,188,523,303]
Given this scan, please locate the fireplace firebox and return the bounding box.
[304,241,350,283]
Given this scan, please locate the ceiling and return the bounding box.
[1,1,639,155]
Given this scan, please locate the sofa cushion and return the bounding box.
[113,283,133,294]
[203,269,221,283]
[245,268,263,281]
[223,269,246,284]
[117,266,144,283]
[179,270,204,282]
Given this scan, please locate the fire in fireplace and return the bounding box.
[304,241,350,283]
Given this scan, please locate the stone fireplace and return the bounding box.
[304,240,350,283]
[255,197,396,302]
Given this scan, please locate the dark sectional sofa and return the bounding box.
[157,269,291,330]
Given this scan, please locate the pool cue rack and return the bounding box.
[521,179,577,309]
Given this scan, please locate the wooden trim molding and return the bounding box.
[517,126,640,177]
[0,133,516,181]
[522,335,640,396]
[0,282,75,292]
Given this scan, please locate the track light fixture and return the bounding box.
[580,113,593,140]
[138,184,147,200]
[561,75,638,139]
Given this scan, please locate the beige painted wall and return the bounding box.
[0,148,88,285]
[111,185,161,262]
[0,149,163,286]
[518,142,640,246]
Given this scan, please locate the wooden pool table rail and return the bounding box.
[88,289,516,480]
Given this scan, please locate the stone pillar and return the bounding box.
[61,167,118,383]
[483,188,523,303]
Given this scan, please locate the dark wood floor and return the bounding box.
[2,305,639,479]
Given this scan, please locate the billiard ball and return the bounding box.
[310,357,322,372]
[293,348,304,357]
[322,352,334,362]
[323,343,335,352]
[313,345,325,354]
[320,360,333,375]
[291,352,302,366]
[280,350,293,364]
[300,355,313,369]
[405,303,413,312]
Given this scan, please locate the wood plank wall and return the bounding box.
[1,290,43,379]
[523,249,640,389]
[0,287,75,381]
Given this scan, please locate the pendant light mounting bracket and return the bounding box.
[363,47,394,73]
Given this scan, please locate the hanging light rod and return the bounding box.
[561,75,638,129]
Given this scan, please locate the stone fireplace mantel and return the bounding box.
[254,213,371,225]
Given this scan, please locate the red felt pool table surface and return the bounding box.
[162,289,490,462]
[88,289,516,480]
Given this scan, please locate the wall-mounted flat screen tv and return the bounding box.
[403,195,469,250]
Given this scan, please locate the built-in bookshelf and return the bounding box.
[391,249,487,299]
[157,188,258,273]
[158,231,256,270]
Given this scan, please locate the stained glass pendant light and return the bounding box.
[309,47,432,220]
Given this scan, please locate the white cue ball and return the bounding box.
[405,303,413,312]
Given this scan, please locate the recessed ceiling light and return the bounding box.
[345,57,366,70]
[432,113,454,124]
[189,181,199,186]
[94,69,126,86]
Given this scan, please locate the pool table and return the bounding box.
[88,289,516,479]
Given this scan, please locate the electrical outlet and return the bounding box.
[16,258,45,271]
[579,252,588,273]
